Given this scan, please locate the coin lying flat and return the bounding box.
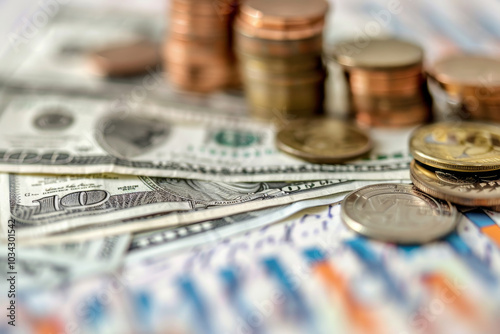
[276,118,372,164]
[410,122,500,172]
[341,184,457,244]
[88,40,160,77]
[410,160,500,207]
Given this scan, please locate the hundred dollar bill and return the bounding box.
[0,94,411,182]
[3,172,343,239]
[0,234,130,291]
[12,179,393,245]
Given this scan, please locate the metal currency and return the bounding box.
[341,183,458,244]
[428,55,500,123]
[165,0,239,92]
[237,53,323,74]
[87,40,161,77]
[239,0,328,29]
[276,118,372,163]
[330,37,429,128]
[429,55,500,96]
[332,38,423,70]
[235,15,326,41]
[410,122,500,172]
[355,105,430,128]
[234,31,323,57]
[0,94,411,181]
[171,0,238,16]
[234,0,328,120]
[410,160,500,207]
[242,71,325,119]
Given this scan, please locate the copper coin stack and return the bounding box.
[428,55,500,122]
[234,0,329,121]
[331,38,431,128]
[164,0,239,93]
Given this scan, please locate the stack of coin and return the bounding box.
[164,0,239,93]
[234,0,329,121]
[409,122,500,208]
[428,55,500,122]
[330,38,431,128]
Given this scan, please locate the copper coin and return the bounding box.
[164,39,233,66]
[234,16,325,41]
[239,0,329,31]
[171,0,238,16]
[429,55,500,96]
[349,79,423,97]
[169,21,230,39]
[348,66,423,80]
[88,40,161,77]
[356,106,429,128]
[352,94,426,110]
[332,38,424,70]
[234,28,323,56]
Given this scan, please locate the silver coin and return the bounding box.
[341,184,458,244]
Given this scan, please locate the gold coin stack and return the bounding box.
[164,0,239,93]
[428,55,500,123]
[331,38,431,128]
[409,121,500,208]
[234,0,329,121]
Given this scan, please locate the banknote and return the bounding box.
[0,234,130,290]
[0,93,411,182]
[14,180,395,245]
[1,171,371,240]
[126,192,350,261]
[0,5,249,117]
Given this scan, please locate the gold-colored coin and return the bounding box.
[410,160,500,207]
[410,122,500,172]
[276,118,372,163]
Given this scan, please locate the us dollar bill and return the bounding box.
[1,6,249,117]
[0,93,411,182]
[0,234,130,291]
[11,179,392,244]
[2,172,340,239]
[126,193,350,262]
